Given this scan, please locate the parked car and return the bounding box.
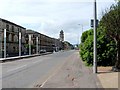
[40,49,46,53]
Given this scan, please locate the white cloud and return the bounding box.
[0,0,115,44]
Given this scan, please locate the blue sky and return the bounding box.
[0,0,116,44]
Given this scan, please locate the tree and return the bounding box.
[100,2,120,71]
[80,27,116,66]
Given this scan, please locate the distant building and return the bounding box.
[25,29,40,54]
[25,29,63,53]
[54,38,63,51]
[59,30,64,42]
[0,19,2,58]
[64,41,74,50]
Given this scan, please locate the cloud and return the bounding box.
[0,0,115,44]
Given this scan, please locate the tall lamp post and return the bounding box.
[93,0,97,73]
[78,24,83,34]
[78,24,83,45]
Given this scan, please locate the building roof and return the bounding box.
[0,18,26,29]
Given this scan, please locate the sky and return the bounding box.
[0,0,116,44]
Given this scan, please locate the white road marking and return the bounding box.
[7,65,27,72]
[40,54,72,88]
[40,61,64,88]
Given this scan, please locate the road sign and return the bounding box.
[91,19,99,28]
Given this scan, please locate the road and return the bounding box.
[42,51,102,88]
[1,50,75,88]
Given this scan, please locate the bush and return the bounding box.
[80,26,116,66]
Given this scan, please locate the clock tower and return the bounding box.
[59,30,64,42]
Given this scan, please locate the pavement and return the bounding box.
[97,67,119,89]
[0,52,52,63]
[39,51,119,89]
[40,51,102,88]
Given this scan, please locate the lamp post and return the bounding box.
[78,24,83,34]
[93,0,97,73]
[78,24,83,45]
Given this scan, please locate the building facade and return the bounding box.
[0,18,26,57]
[0,19,2,58]
[0,18,65,58]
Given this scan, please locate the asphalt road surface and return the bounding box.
[1,50,75,88]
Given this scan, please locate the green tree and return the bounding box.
[100,2,120,70]
[80,27,116,66]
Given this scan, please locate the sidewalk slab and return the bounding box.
[0,52,52,63]
[97,67,119,89]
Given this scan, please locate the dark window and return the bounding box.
[6,33,9,42]
[12,34,14,42]
[33,35,35,38]
[17,28,19,35]
[6,24,9,31]
[13,47,15,51]
[20,29,21,32]
[12,26,14,32]
[26,40,28,44]
[18,28,21,32]
[25,35,28,38]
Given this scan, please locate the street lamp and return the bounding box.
[93,0,97,73]
[78,24,83,34]
[78,24,83,45]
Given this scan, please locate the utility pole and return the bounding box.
[4,29,6,58]
[93,0,97,73]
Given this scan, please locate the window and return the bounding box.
[18,28,21,32]
[18,28,19,32]
[6,24,9,31]
[12,26,14,32]
[14,35,18,42]
[25,35,28,38]
[6,33,9,42]
[26,40,28,44]
[12,34,14,42]
[13,47,15,51]
[9,34,12,41]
